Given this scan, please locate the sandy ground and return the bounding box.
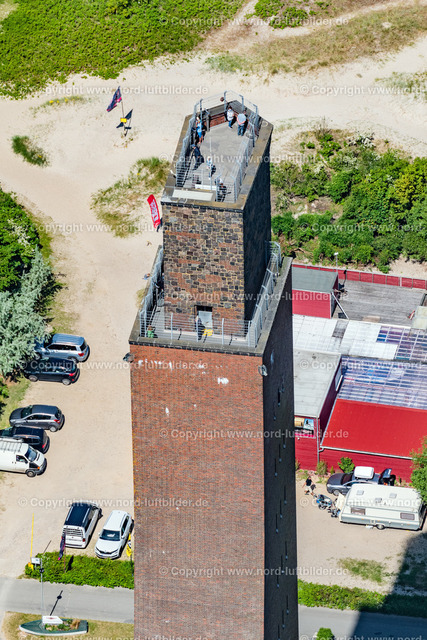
[296,479,426,595]
[0,13,426,579]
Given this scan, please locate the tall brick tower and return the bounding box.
[129,92,298,639]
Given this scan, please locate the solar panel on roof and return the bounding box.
[338,356,427,410]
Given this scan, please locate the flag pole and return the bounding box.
[120,89,126,137]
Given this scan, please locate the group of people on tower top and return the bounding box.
[226,104,247,136]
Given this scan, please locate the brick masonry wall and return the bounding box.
[261,267,299,640]
[163,204,246,325]
[130,346,267,640]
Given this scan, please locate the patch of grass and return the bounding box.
[0,1,17,21]
[339,558,387,584]
[253,0,396,27]
[2,612,133,640]
[0,378,30,429]
[205,53,245,73]
[91,157,169,237]
[298,580,427,617]
[249,5,427,74]
[377,71,427,101]
[0,0,242,98]
[33,95,88,113]
[11,136,48,166]
[25,552,134,589]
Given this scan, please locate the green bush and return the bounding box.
[316,460,328,477]
[25,552,134,589]
[338,457,355,473]
[316,629,334,640]
[327,170,354,202]
[11,136,48,166]
[298,580,427,618]
[271,133,427,272]
[0,0,242,98]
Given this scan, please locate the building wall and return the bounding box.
[261,267,299,640]
[294,428,318,470]
[161,124,273,327]
[162,203,246,324]
[130,345,267,640]
[320,449,412,481]
[242,138,272,320]
[292,291,332,318]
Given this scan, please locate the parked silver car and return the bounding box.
[34,334,90,362]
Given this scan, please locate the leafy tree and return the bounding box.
[0,190,41,292]
[0,250,51,376]
[411,437,427,504]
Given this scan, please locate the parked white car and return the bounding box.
[95,510,133,559]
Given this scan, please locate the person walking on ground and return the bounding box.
[237,110,247,136]
[227,105,234,128]
[303,476,315,495]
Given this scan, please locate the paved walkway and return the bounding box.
[0,577,133,627]
[1,578,426,640]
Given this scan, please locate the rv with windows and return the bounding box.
[336,484,425,531]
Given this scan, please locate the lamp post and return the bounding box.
[31,557,44,621]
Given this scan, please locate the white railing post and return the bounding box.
[170,313,173,341]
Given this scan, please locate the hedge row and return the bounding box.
[298,580,427,618]
[25,552,134,589]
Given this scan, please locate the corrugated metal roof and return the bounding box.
[321,399,427,458]
[339,357,427,411]
[292,267,337,293]
[294,349,341,418]
[292,316,427,362]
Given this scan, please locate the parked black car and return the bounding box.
[9,405,64,432]
[326,466,395,496]
[0,425,50,454]
[23,357,79,385]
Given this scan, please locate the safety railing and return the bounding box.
[174,91,260,202]
[139,247,164,337]
[138,243,282,348]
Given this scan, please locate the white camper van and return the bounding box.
[0,438,47,477]
[337,484,425,531]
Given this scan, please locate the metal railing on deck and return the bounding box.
[174,91,260,203]
[139,247,163,337]
[138,243,282,348]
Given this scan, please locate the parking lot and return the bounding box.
[296,479,426,594]
[0,191,160,577]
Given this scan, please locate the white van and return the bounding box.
[62,501,102,548]
[0,438,47,477]
[337,484,425,531]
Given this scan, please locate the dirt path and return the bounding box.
[201,0,425,52]
[0,29,425,576]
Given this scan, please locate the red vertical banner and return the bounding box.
[147,195,161,230]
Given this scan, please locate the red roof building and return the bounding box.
[320,399,427,481]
